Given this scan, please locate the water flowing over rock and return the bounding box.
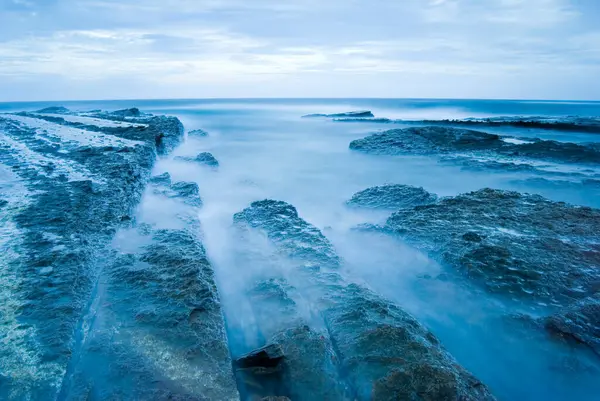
[347,184,438,209]
[349,126,600,164]
[302,111,374,118]
[385,188,600,305]
[233,199,496,401]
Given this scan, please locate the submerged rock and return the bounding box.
[148,172,171,186]
[175,152,220,167]
[168,181,203,206]
[194,152,219,167]
[302,110,374,118]
[347,184,438,209]
[234,199,496,401]
[36,106,70,114]
[385,188,600,304]
[350,126,600,164]
[188,129,209,137]
[544,294,600,356]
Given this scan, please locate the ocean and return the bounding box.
[1,98,600,400]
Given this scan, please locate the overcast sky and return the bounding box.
[0,0,599,101]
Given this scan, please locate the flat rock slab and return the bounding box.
[349,126,600,164]
[385,188,600,305]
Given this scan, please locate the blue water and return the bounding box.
[2,98,600,400]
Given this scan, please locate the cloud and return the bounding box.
[0,0,598,100]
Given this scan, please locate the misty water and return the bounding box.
[135,99,598,401]
[4,98,600,400]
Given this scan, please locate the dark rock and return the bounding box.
[168,181,203,206]
[36,106,70,114]
[350,126,600,164]
[149,172,171,186]
[110,107,141,117]
[189,129,209,137]
[385,188,600,304]
[347,184,438,209]
[544,294,600,356]
[234,199,496,401]
[302,111,374,118]
[236,344,285,369]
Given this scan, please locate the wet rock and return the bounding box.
[175,152,220,167]
[235,277,346,401]
[236,344,285,370]
[63,226,239,400]
[385,188,600,304]
[347,184,438,209]
[189,129,209,137]
[36,106,70,114]
[350,126,600,164]
[168,181,203,206]
[336,115,600,134]
[234,199,341,268]
[110,107,141,117]
[194,152,219,167]
[544,294,600,356]
[0,110,186,400]
[235,199,496,401]
[149,172,171,186]
[302,110,374,118]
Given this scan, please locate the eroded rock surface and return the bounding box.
[347,184,438,209]
[544,294,600,356]
[234,199,496,401]
[0,109,234,400]
[350,126,600,164]
[385,188,600,305]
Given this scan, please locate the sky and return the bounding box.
[0,0,599,101]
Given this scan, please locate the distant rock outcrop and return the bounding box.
[36,106,70,114]
[302,110,374,118]
[350,126,600,164]
[335,115,600,134]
